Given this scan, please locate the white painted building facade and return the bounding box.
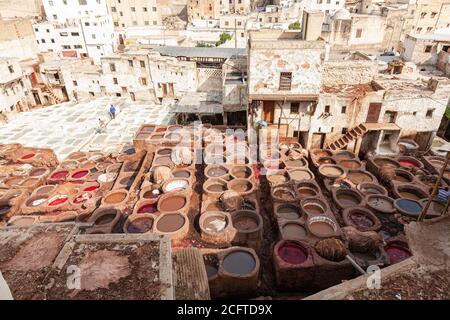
[33,0,116,63]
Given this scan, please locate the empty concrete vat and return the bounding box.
[86,207,121,234]
[273,240,315,290]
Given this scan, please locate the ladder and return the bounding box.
[325,123,368,151]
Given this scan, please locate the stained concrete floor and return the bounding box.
[0,97,174,160]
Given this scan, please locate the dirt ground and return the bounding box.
[45,241,165,300]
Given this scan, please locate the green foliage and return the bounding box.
[196,42,214,47]
[288,21,301,30]
[216,32,232,46]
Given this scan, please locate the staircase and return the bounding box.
[325,123,368,151]
[42,84,63,104]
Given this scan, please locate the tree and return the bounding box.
[288,21,301,30]
[216,32,232,46]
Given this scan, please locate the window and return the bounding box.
[144,21,149,25]
[85,22,90,26]
[48,0,54,6]
[426,109,434,118]
[140,61,145,68]
[51,38,55,43]
[131,7,136,11]
[279,72,292,90]
[92,34,96,39]
[111,7,117,12]
[71,32,80,36]
[79,0,87,5]
[120,12,123,16]
[417,27,423,33]
[143,7,147,12]
[63,0,67,4]
[34,28,38,32]
[153,21,157,25]
[62,45,71,49]
[237,21,242,26]
[128,60,133,67]
[420,12,426,18]
[73,80,78,86]
[425,45,432,53]
[341,128,348,134]
[74,45,82,49]
[225,21,229,26]
[46,29,50,33]
[133,21,138,25]
[153,7,157,12]
[356,29,362,38]
[114,22,119,27]
[140,77,147,86]
[113,77,118,84]
[341,106,347,114]
[327,0,330,3]
[41,39,46,43]
[89,92,95,97]
[431,12,437,18]
[8,65,14,73]
[109,63,116,72]
[324,105,330,113]
[384,111,397,123]
[427,27,433,32]
[290,102,299,114]
[53,15,57,19]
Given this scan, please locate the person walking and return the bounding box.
[108,103,116,120]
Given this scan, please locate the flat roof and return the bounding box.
[153,46,246,59]
[409,33,450,42]
[171,91,223,114]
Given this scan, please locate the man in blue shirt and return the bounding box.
[109,104,116,120]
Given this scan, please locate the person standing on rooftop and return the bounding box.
[108,103,116,120]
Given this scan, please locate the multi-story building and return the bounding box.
[188,0,252,22]
[301,0,345,14]
[107,0,163,30]
[402,33,450,65]
[32,0,116,63]
[0,58,36,113]
[247,30,450,154]
[0,18,40,60]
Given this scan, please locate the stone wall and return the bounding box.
[322,60,377,86]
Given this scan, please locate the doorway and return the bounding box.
[311,133,326,149]
[262,101,275,124]
[366,103,382,123]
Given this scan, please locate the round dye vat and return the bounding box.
[205,264,218,279]
[273,188,295,201]
[349,212,374,228]
[395,199,422,216]
[0,204,11,217]
[233,215,258,231]
[137,203,157,214]
[399,159,419,168]
[28,196,47,207]
[36,185,55,195]
[51,170,69,180]
[303,203,324,214]
[156,213,185,233]
[48,195,68,206]
[229,180,252,193]
[127,218,153,233]
[298,187,317,199]
[83,185,99,192]
[267,174,288,184]
[336,192,361,207]
[289,169,313,181]
[346,171,373,185]
[319,165,344,178]
[203,215,228,232]
[172,170,191,178]
[339,159,361,169]
[207,167,227,177]
[308,217,336,238]
[278,242,308,265]
[385,243,412,264]
[207,184,226,192]
[104,192,127,204]
[29,168,47,177]
[159,196,186,211]
[71,170,89,179]
[73,192,92,204]
[21,153,35,160]
[277,205,300,220]
[95,213,116,225]
[367,195,395,213]
[285,158,307,168]
[142,190,159,199]
[282,223,307,238]
[222,251,256,275]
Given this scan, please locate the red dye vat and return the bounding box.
[278,242,308,265]
[48,196,68,206]
[399,160,418,168]
[21,153,35,159]
[84,185,99,192]
[51,171,69,179]
[72,170,89,179]
[137,204,157,214]
[73,192,92,204]
[385,243,412,264]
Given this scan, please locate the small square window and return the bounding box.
[426,109,434,118]
[324,105,330,113]
[128,60,133,67]
[279,72,292,90]
[113,77,118,84]
[140,61,145,68]
[425,45,432,53]
[73,80,78,86]
[290,102,299,114]
[341,106,347,114]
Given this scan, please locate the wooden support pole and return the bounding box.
[418,151,450,222]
